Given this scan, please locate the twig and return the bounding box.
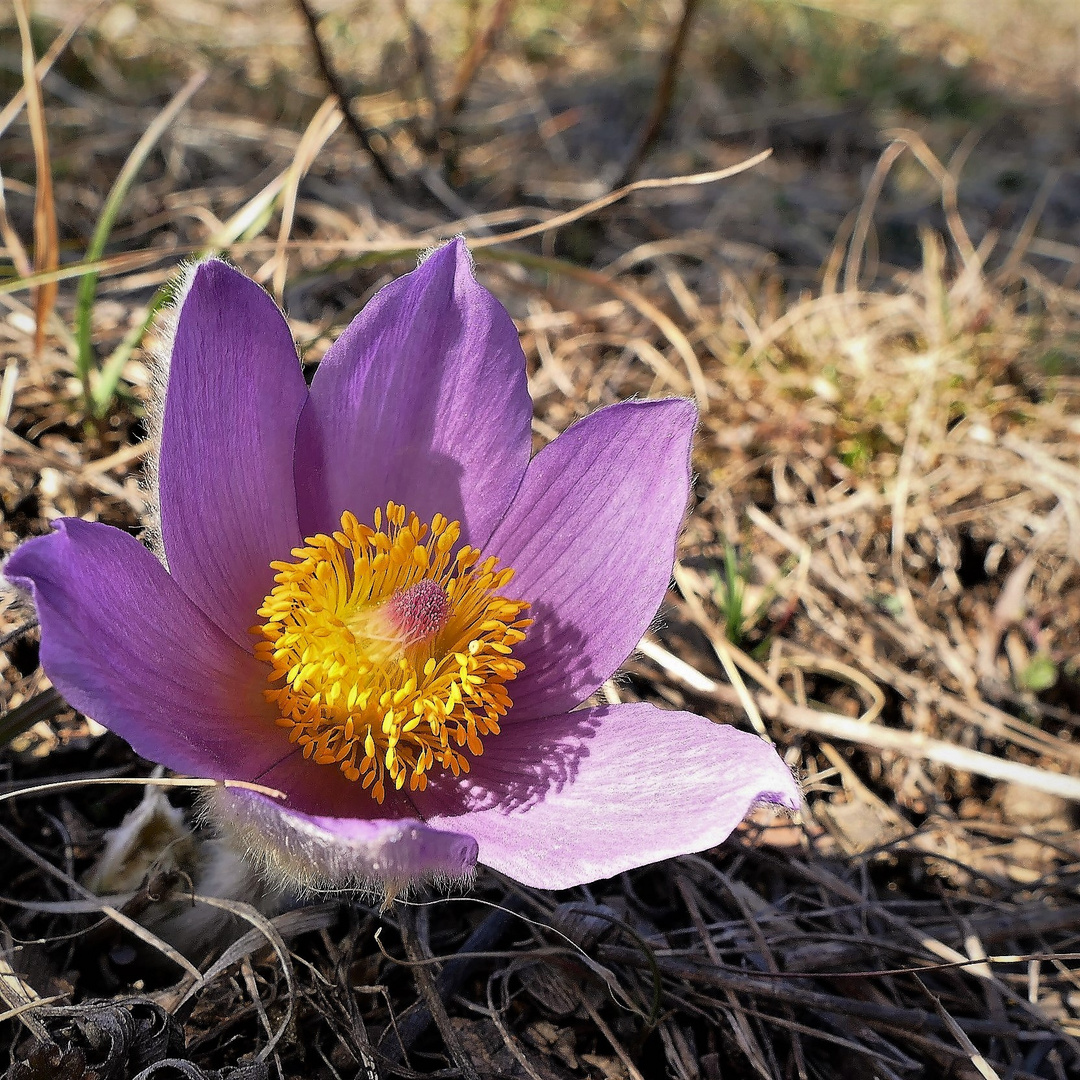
[486,968,548,1080]
[0,618,38,650]
[393,0,443,147]
[775,703,1080,803]
[397,904,482,1080]
[614,0,702,188]
[389,894,525,1054]
[599,945,1069,1044]
[0,686,65,748]
[445,0,516,118]
[637,636,1080,803]
[292,0,399,190]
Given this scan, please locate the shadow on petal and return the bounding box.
[486,399,697,722]
[501,596,609,727]
[252,745,425,820]
[296,439,473,550]
[416,704,602,819]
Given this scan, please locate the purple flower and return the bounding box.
[4,240,799,892]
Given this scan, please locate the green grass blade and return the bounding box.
[90,295,167,417]
[74,70,206,410]
[88,171,301,417]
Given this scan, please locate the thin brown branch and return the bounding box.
[394,0,443,148]
[398,905,483,1080]
[614,0,703,188]
[445,0,516,118]
[292,0,400,190]
[391,894,524,1053]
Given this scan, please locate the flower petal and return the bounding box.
[487,399,697,719]
[424,703,799,889]
[293,239,532,547]
[252,746,426,819]
[157,260,308,650]
[3,519,287,780]
[206,788,478,891]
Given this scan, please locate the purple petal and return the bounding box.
[487,399,697,720]
[293,240,532,547]
[158,260,308,650]
[424,703,799,889]
[4,519,288,780]
[207,788,478,889]
[252,746,427,819]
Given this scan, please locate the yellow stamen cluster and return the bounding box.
[252,503,530,803]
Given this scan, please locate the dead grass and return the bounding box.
[2,1,1080,1077]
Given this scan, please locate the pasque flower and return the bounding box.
[5,240,799,892]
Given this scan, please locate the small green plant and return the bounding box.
[713,540,750,647]
[710,539,793,653]
[1019,654,1058,693]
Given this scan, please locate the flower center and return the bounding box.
[252,503,530,804]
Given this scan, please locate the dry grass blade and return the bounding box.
[0,953,49,1040]
[0,775,286,805]
[673,561,770,738]
[471,151,772,250]
[843,140,906,294]
[477,246,709,403]
[0,247,169,296]
[263,95,342,300]
[0,821,201,980]
[0,996,65,1026]
[175,896,304,1061]
[0,359,19,446]
[0,170,32,279]
[13,0,59,354]
[919,977,1003,1080]
[0,0,104,138]
[882,128,979,268]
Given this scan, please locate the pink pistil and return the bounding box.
[386,579,451,644]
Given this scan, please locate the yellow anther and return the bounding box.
[252,504,529,803]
